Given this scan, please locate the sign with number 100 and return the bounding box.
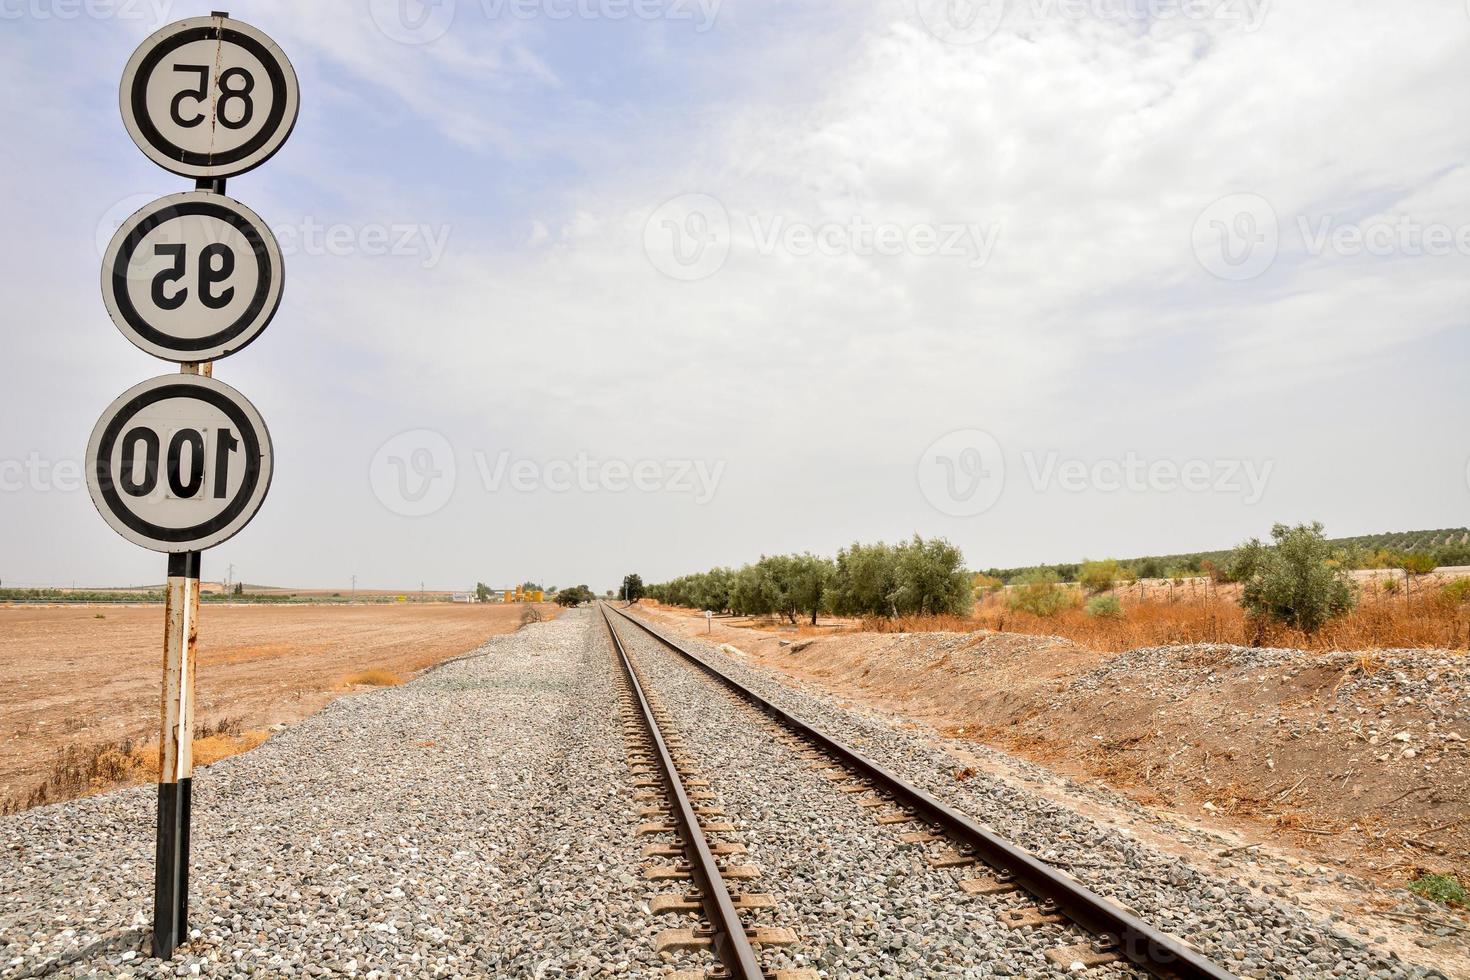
[86,373,274,553]
[119,15,299,180]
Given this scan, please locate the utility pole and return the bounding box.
[351,575,357,600]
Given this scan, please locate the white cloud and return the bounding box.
[2,0,1467,587]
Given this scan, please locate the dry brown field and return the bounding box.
[0,602,554,808]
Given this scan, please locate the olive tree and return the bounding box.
[890,535,971,616]
[1078,559,1121,595]
[1234,522,1355,635]
[829,542,899,617]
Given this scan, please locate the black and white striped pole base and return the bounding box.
[153,550,200,960]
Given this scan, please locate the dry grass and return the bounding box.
[1,716,269,814]
[344,668,401,687]
[2,740,144,813]
[871,585,1470,652]
[861,613,979,634]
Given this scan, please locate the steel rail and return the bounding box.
[598,604,766,980]
[606,604,1239,980]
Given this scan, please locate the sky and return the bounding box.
[1,0,1467,592]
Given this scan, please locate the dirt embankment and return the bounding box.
[0,602,554,805]
[637,604,1469,888]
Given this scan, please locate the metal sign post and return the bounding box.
[154,549,199,957]
[88,11,298,962]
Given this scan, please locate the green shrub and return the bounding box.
[1085,594,1123,619]
[1078,559,1121,595]
[1008,570,1072,617]
[1409,873,1466,908]
[1440,578,1470,605]
[1233,522,1356,634]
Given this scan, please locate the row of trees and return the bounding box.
[555,585,597,607]
[648,536,972,623]
[981,528,1470,586]
[1002,522,1455,635]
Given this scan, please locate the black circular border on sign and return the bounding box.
[129,25,291,172]
[110,199,277,356]
[94,383,265,543]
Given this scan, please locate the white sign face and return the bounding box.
[86,374,273,553]
[120,15,299,179]
[101,191,284,362]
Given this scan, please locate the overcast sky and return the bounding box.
[2,0,1467,592]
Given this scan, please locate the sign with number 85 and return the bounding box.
[120,15,300,180]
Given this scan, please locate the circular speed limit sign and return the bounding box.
[120,15,299,179]
[102,191,284,362]
[86,373,274,553]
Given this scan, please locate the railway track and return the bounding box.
[599,602,1239,980]
[601,602,776,979]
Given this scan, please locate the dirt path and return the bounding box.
[0,603,553,802]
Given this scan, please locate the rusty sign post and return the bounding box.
[156,550,200,954]
[86,12,297,961]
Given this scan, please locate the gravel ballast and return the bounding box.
[3,607,1453,978]
[609,613,1147,979]
[1,610,661,979]
[609,609,1454,980]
